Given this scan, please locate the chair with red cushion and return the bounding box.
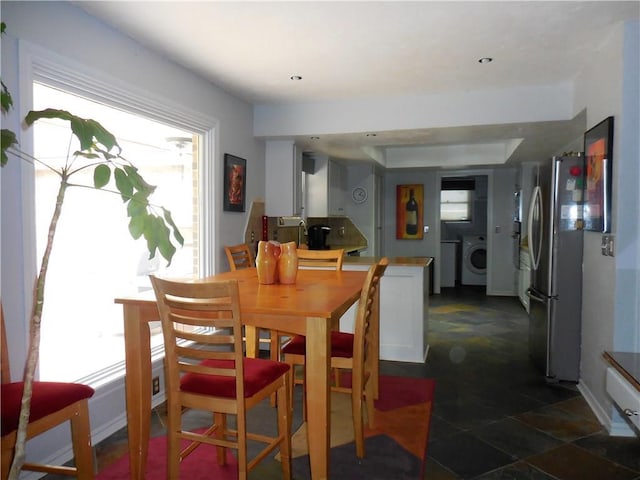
[1,304,95,480]
[149,276,292,480]
[281,257,388,459]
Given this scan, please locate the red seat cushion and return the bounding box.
[1,381,95,436]
[180,358,290,398]
[281,331,354,358]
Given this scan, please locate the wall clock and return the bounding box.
[351,186,368,204]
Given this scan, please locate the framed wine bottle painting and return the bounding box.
[396,184,424,239]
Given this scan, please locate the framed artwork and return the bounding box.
[396,184,424,239]
[223,153,246,212]
[583,116,613,232]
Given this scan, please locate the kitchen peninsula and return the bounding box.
[338,256,431,363]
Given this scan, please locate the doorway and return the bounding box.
[438,174,488,291]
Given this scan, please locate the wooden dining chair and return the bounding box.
[149,276,292,480]
[1,304,95,480]
[225,243,275,353]
[270,248,345,367]
[296,248,345,270]
[224,243,255,271]
[281,257,388,459]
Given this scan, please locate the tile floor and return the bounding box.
[385,285,640,479]
[47,285,640,479]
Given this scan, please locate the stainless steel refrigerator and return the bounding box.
[526,155,584,382]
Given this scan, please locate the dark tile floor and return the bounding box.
[386,285,640,480]
[49,285,640,479]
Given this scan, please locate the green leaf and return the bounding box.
[93,164,111,189]
[114,167,133,201]
[152,216,175,264]
[123,165,156,195]
[126,192,147,217]
[128,213,146,239]
[1,128,18,166]
[142,218,158,260]
[162,207,185,246]
[24,109,121,154]
[85,118,119,153]
[1,81,13,114]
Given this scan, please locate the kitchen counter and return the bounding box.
[603,351,640,391]
[330,244,367,255]
[343,256,432,267]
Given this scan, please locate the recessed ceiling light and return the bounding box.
[290,75,303,81]
[478,57,493,64]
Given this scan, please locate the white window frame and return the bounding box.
[17,40,218,382]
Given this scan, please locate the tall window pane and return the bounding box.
[33,83,200,382]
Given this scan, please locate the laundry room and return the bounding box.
[440,175,488,288]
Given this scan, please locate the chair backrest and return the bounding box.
[351,258,388,390]
[149,276,246,405]
[297,248,345,270]
[1,304,10,384]
[224,243,255,271]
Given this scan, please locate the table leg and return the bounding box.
[122,304,153,480]
[304,317,331,480]
[245,324,258,358]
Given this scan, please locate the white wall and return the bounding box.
[490,168,518,295]
[344,164,377,255]
[255,84,575,145]
[1,0,264,467]
[573,20,640,435]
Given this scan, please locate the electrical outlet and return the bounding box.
[601,235,615,257]
[152,376,160,395]
[607,235,615,256]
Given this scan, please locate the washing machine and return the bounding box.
[461,235,487,285]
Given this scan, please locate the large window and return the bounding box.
[33,82,206,383]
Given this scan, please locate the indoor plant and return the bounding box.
[1,22,183,478]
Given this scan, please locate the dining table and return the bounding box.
[114,267,371,480]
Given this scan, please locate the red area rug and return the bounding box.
[97,375,435,479]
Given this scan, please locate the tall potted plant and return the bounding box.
[1,22,183,478]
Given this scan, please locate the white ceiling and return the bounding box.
[74,1,639,168]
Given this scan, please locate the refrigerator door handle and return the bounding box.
[527,186,543,271]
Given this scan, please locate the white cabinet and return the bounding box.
[339,261,430,363]
[265,140,302,216]
[518,248,530,312]
[606,368,640,431]
[305,156,347,217]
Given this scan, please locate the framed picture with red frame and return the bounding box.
[583,116,613,233]
[223,153,246,212]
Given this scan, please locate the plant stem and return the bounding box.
[8,176,69,479]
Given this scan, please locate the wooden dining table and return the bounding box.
[115,267,370,480]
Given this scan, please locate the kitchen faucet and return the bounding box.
[298,218,307,246]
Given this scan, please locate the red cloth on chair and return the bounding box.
[1,382,95,435]
[180,358,290,398]
[281,331,355,358]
